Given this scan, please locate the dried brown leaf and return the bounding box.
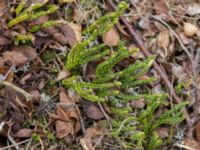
[3,46,37,66]
[56,70,70,81]
[59,23,82,47]
[156,127,169,139]
[0,1,8,18]
[55,88,80,138]
[80,126,103,150]
[14,128,33,138]
[0,36,11,46]
[29,90,41,102]
[102,28,120,47]
[82,100,104,120]
[130,99,145,109]
[157,30,170,50]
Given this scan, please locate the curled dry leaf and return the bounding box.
[69,23,82,43]
[0,36,12,46]
[56,69,70,81]
[59,23,82,47]
[55,88,80,138]
[81,99,104,120]
[14,128,33,138]
[29,90,41,102]
[14,128,45,138]
[3,46,37,67]
[156,127,169,139]
[80,126,103,150]
[157,30,170,50]
[130,99,145,109]
[183,22,198,37]
[157,30,170,58]
[33,15,49,25]
[102,28,120,47]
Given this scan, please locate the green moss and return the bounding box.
[41,51,55,63]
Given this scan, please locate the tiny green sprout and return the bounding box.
[15,33,35,44]
[32,133,41,142]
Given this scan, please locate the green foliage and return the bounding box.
[8,0,58,28]
[62,1,187,149]
[32,133,41,142]
[29,20,63,32]
[66,2,128,70]
[15,33,35,44]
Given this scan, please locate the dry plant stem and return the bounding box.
[75,105,86,134]
[98,102,112,130]
[0,139,30,150]
[1,81,33,101]
[174,143,195,150]
[106,0,191,126]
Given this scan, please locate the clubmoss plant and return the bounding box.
[8,0,58,28]
[61,1,188,149]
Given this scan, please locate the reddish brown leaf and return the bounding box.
[29,90,41,102]
[56,69,70,81]
[130,99,145,109]
[14,128,45,138]
[157,30,170,50]
[59,24,82,47]
[0,1,8,19]
[102,28,120,47]
[156,127,169,139]
[3,46,37,67]
[55,88,80,138]
[80,126,103,150]
[14,128,33,138]
[82,100,104,120]
[0,36,11,46]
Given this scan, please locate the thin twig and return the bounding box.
[7,126,20,150]
[0,81,33,101]
[106,0,192,126]
[75,105,86,134]
[174,143,196,150]
[0,139,30,150]
[98,102,112,130]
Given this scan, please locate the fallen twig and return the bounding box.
[106,0,192,126]
[0,139,30,150]
[0,81,33,101]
